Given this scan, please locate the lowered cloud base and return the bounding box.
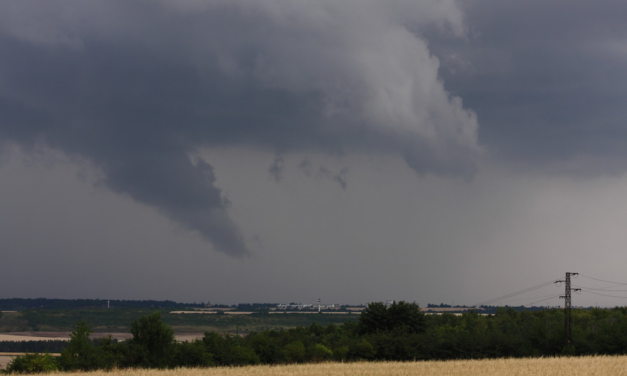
[0,0,481,257]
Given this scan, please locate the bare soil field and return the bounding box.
[0,332,71,341]
[1,356,624,375]
[0,332,206,342]
[0,355,14,369]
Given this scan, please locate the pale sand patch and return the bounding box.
[0,334,70,341]
[174,333,205,342]
[0,332,205,342]
[0,355,14,369]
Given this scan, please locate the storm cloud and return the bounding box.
[428,0,627,174]
[2,1,627,306]
[0,0,481,256]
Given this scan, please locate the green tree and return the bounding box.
[358,301,426,335]
[247,331,283,364]
[174,340,214,367]
[127,311,176,368]
[283,341,306,363]
[357,302,389,335]
[351,339,376,360]
[202,331,259,366]
[59,321,100,371]
[96,335,129,370]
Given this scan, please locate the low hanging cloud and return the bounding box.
[297,157,349,190]
[268,154,285,183]
[0,0,481,256]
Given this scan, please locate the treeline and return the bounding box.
[0,298,203,311]
[235,303,278,311]
[10,308,356,333]
[424,304,553,314]
[7,302,627,373]
[0,341,67,353]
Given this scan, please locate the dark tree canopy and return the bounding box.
[358,301,426,335]
[128,311,176,368]
[10,305,627,372]
[59,321,100,371]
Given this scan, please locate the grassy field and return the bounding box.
[11,356,625,376]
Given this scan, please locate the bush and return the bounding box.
[5,353,58,374]
[351,339,376,360]
[283,341,306,363]
[309,343,333,362]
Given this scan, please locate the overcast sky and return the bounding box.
[2,0,627,308]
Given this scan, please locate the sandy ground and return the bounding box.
[0,355,14,369]
[0,333,71,341]
[0,332,205,342]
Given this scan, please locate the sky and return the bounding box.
[2,0,627,308]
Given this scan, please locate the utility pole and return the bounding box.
[555,272,580,345]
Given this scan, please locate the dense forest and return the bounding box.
[5,302,627,373]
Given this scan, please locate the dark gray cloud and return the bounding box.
[426,0,627,174]
[3,0,627,307]
[0,1,480,256]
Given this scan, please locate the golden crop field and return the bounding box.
[46,356,627,376]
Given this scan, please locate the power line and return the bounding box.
[524,295,563,307]
[578,290,627,299]
[472,279,561,307]
[471,274,626,311]
[498,293,562,305]
[573,284,627,292]
[579,274,627,286]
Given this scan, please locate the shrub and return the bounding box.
[5,353,58,374]
[309,343,333,362]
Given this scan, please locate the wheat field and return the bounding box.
[44,356,627,376]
